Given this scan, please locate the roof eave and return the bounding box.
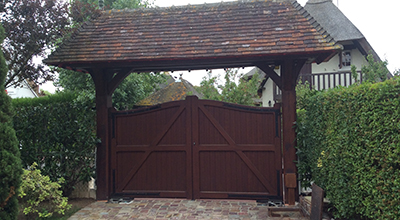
[45,49,342,73]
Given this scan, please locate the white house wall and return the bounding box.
[261,76,276,107]
[6,81,38,99]
[261,68,280,107]
[311,49,367,73]
[260,49,368,107]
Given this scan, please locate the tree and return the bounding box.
[351,54,390,83]
[196,72,220,101]
[1,0,69,88]
[197,68,260,106]
[0,24,22,220]
[75,0,151,10]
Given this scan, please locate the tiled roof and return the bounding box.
[136,79,203,106]
[45,0,342,71]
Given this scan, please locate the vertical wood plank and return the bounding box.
[281,59,304,205]
[274,103,283,197]
[191,96,200,199]
[185,96,195,199]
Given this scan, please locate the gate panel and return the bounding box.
[192,99,282,200]
[111,97,282,200]
[111,100,193,198]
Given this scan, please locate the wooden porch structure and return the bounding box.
[44,0,342,205]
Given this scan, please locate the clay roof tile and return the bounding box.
[45,0,342,71]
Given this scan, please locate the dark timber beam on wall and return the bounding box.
[90,69,113,200]
[281,59,306,205]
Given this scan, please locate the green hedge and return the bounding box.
[0,24,22,220]
[12,92,98,197]
[296,77,400,219]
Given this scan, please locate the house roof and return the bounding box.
[243,67,266,80]
[304,0,382,62]
[158,74,176,89]
[304,0,364,42]
[136,79,203,106]
[44,0,341,73]
[243,67,270,98]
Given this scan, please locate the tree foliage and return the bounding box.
[0,24,22,220]
[56,70,167,110]
[0,0,152,89]
[1,0,69,88]
[76,0,151,10]
[351,54,390,83]
[196,72,220,101]
[70,0,101,25]
[68,0,152,28]
[197,68,260,106]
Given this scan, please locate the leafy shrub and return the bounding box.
[296,77,400,219]
[0,24,22,220]
[12,92,98,196]
[19,163,71,219]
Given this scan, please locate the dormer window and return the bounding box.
[341,51,351,67]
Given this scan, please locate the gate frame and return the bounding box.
[43,1,343,205]
[90,60,305,205]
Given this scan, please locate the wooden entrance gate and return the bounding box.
[111,96,282,200]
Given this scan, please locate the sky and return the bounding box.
[42,0,400,92]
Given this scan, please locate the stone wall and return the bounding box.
[69,178,96,199]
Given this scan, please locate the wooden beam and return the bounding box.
[280,59,305,205]
[90,69,113,200]
[107,68,133,95]
[255,62,282,90]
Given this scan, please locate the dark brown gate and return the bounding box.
[110,96,282,200]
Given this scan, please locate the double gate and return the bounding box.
[110,96,282,200]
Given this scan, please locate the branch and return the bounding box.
[0,186,16,208]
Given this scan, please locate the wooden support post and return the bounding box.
[91,69,113,200]
[281,59,303,205]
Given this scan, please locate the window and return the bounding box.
[341,51,351,67]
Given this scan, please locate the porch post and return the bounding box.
[91,69,113,200]
[281,59,302,205]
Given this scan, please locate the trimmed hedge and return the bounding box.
[297,77,400,219]
[12,92,98,197]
